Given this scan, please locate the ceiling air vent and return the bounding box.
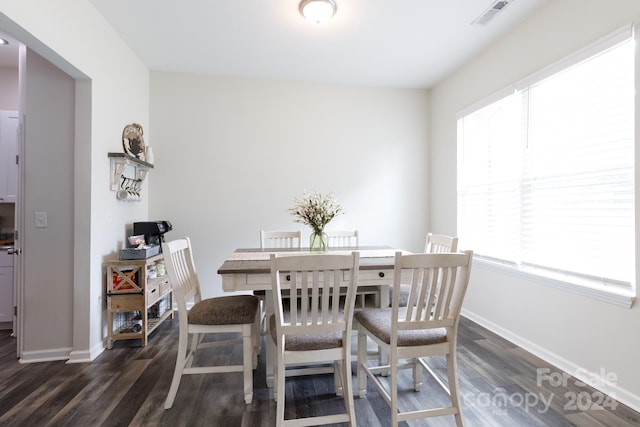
[472,0,514,26]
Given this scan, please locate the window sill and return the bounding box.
[474,257,636,308]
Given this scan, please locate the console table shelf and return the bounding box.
[105,253,173,348]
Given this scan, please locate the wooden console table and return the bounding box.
[105,253,173,348]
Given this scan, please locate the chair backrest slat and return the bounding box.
[330,269,341,322]
[394,251,473,332]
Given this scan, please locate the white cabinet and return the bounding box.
[0,250,13,323]
[0,111,18,203]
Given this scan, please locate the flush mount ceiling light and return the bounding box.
[299,0,337,24]
[0,39,8,46]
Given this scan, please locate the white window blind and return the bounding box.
[457,31,634,288]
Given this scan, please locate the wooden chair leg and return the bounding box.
[243,324,254,404]
[357,329,367,398]
[334,361,343,396]
[447,351,465,427]
[252,307,260,369]
[390,356,399,427]
[341,350,357,424]
[266,334,275,388]
[275,350,285,426]
[413,357,423,391]
[186,332,199,369]
[164,329,188,409]
[257,295,266,353]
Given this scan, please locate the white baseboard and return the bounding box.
[67,344,102,364]
[90,341,106,361]
[0,321,12,330]
[22,340,106,364]
[461,308,640,414]
[19,347,72,363]
[67,350,90,363]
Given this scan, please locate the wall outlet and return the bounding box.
[34,211,47,228]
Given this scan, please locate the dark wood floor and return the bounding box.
[0,316,638,427]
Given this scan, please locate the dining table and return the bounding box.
[217,246,409,386]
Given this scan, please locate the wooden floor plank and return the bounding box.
[0,316,638,426]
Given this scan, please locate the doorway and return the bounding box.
[0,25,89,362]
[0,31,19,353]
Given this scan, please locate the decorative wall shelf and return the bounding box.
[108,153,154,199]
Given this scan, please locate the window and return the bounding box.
[457,27,635,304]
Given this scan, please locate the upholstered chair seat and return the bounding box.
[189,295,258,325]
[268,313,344,351]
[355,307,447,347]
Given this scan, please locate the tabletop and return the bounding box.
[217,246,406,275]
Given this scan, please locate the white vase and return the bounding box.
[145,146,154,164]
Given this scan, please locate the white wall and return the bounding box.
[21,48,76,356]
[430,0,640,410]
[0,0,150,361]
[0,65,18,110]
[149,72,430,298]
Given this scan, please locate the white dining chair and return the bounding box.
[257,230,302,337]
[260,230,302,249]
[391,233,458,307]
[355,250,473,426]
[384,233,459,382]
[325,229,373,309]
[325,229,359,248]
[269,252,360,427]
[162,237,260,409]
[425,232,459,254]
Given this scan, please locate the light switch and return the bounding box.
[34,211,48,228]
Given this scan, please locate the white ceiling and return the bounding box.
[88,0,550,89]
[0,1,550,89]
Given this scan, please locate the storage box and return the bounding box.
[119,245,160,260]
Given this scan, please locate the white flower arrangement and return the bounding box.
[287,191,345,234]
